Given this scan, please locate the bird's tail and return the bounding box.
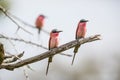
[72,45,81,65]
[46,56,53,75]
[71,52,77,65]
[38,28,42,40]
[74,44,81,53]
[38,28,41,34]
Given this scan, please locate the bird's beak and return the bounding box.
[57,30,63,33]
[85,20,89,22]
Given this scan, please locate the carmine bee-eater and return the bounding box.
[72,19,88,65]
[46,29,62,75]
[35,14,46,34]
[0,43,4,65]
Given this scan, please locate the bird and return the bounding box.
[46,29,62,75]
[35,14,46,34]
[71,19,88,65]
[0,43,4,65]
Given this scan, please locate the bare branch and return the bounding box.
[23,67,30,80]
[4,52,24,60]
[0,6,33,35]
[0,34,47,49]
[0,34,72,57]
[0,34,101,70]
[4,52,24,63]
[7,12,50,35]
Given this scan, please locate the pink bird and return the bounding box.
[46,29,62,75]
[35,14,46,34]
[72,19,88,65]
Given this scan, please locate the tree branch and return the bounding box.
[0,34,47,49]
[0,34,101,70]
[0,5,49,35]
[4,52,24,63]
[0,5,33,35]
[0,34,72,57]
[4,52,24,59]
[7,12,50,35]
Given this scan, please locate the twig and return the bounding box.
[0,34,101,70]
[3,52,24,63]
[23,67,30,80]
[4,52,24,59]
[6,9,49,35]
[0,34,47,49]
[0,34,72,57]
[0,6,33,35]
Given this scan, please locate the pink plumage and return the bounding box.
[72,19,88,65]
[76,21,87,39]
[46,29,62,75]
[35,15,45,34]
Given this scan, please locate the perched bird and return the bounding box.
[46,29,62,75]
[35,14,46,34]
[0,43,4,65]
[72,19,88,65]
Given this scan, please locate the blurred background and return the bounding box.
[0,0,120,80]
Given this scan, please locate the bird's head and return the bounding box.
[80,19,89,23]
[50,29,62,37]
[79,19,89,27]
[38,14,46,21]
[52,29,62,33]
